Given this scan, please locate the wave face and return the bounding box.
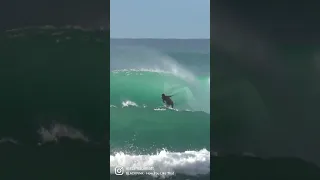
[110,39,210,179]
[0,26,109,144]
[111,70,210,112]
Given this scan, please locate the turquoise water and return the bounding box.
[110,70,210,112]
[110,39,210,179]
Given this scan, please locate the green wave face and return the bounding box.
[110,108,210,153]
[110,69,210,153]
[110,70,210,112]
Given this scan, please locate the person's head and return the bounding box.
[162,93,165,97]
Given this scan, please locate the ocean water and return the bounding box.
[0,26,112,179]
[110,39,210,179]
[0,26,109,145]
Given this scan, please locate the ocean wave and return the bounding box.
[111,69,210,113]
[37,123,89,144]
[110,40,210,178]
[0,28,108,144]
[110,107,210,152]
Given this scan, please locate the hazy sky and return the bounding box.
[110,0,210,39]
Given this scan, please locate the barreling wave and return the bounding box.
[111,69,210,113]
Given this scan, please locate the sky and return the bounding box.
[110,0,210,39]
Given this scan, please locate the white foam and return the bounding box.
[121,100,139,108]
[112,68,170,74]
[166,107,179,111]
[110,105,117,108]
[153,106,179,112]
[37,123,89,144]
[110,149,210,177]
[154,108,167,111]
[112,68,195,83]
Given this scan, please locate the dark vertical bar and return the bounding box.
[211,0,320,179]
[0,0,110,179]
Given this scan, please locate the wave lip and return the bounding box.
[110,149,210,177]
